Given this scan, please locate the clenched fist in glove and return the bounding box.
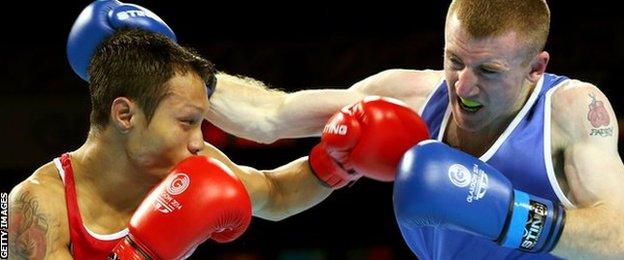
[110,155,252,259]
[309,96,430,189]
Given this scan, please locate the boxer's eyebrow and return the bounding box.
[487,59,509,68]
[182,104,204,113]
[165,91,207,112]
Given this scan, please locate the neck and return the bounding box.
[70,128,162,215]
[446,120,507,157]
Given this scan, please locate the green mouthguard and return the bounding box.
[459,97,481,107]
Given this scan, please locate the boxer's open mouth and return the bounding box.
[458,97,483,112]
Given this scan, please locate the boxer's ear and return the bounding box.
[110,97,136,134]
[527,51,549,83]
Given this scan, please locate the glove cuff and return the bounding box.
[499,190,566,253]
[308,144,358,189]
[109,235,153,260]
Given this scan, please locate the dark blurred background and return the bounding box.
[1,1,622,259]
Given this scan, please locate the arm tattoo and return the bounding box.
[8,191,49,259]
[587,93,613,137]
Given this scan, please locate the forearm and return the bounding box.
[207,72,364,143]
[254,157,333,221]
[552,205,624,259]
[206,73,284,143]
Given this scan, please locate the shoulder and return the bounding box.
[548,79,624,211]
[350,69,445,112]
[550,79,617,141]
[11,161,66,209]
[9,161,69,258]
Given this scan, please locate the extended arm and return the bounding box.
[206,73,365,143]
[206,70,442,143]
[201,95,431,221]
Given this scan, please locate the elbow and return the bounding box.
[602,209,624,257]
[252,173,298,222]
[243,115,282,144]
[254,203,298,222]
[610,228,624,257]
[575,229,624,257]
[253,134,280,145]
[230,124,279,144]
[259,212,290,222]
[594,245,624,259]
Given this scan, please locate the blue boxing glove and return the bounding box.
[393,140,566,253]
[67,0,176,81]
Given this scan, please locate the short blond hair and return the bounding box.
[447,0,550,56]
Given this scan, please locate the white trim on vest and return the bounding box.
[53,158,66,184]
[435,75,545,162]
[543,81,576,209]
[84,226,128,241]
[437,105,452,141]
[479,75,545,161]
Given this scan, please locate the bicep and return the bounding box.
[349,69,444,113]
[8,186,69,260]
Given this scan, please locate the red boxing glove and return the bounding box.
[309,96,430,188]
[110,156,252,260]
[309,105,363,189]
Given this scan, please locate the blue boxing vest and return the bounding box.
[400,73,574,259]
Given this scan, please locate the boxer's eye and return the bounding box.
[180,117,199,126]
[480,67,497,75]
[449,57,463,70]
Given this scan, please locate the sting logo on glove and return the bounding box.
[521,201,548,250]
[323,124,348,135]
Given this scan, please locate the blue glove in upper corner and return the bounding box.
[66,0,177,82]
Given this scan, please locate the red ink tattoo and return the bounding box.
[587,94,610,128]
[9,192,49,259]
